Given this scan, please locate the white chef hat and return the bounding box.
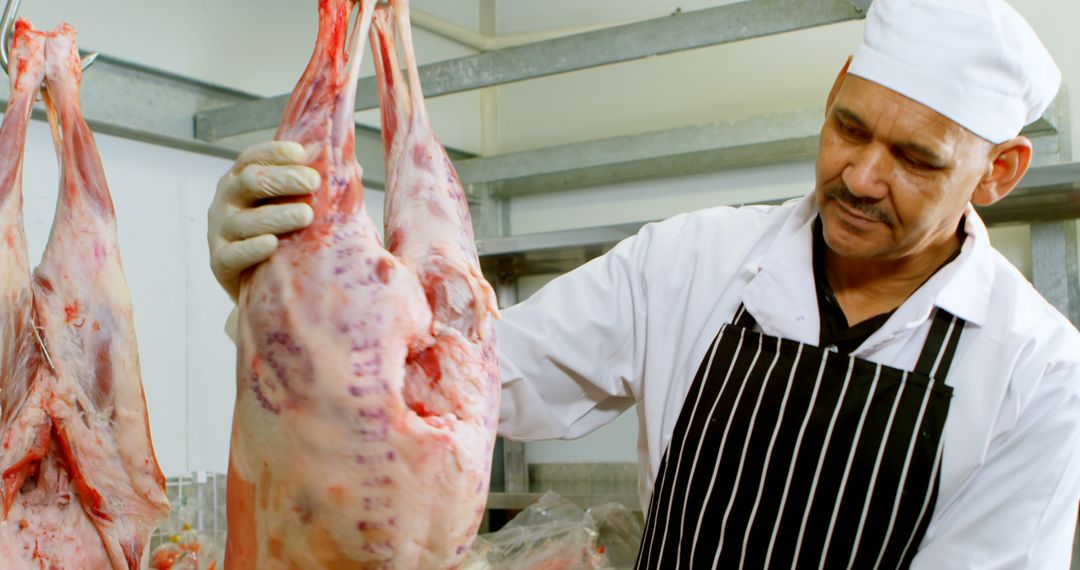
[848,0,1061,144]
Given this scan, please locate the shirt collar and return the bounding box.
[741,195,820,344]
[921,203,994,327]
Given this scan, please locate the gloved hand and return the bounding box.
[208,141,320,302]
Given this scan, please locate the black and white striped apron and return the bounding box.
[636,304,964,569]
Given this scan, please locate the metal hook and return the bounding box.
[0,0,99,76]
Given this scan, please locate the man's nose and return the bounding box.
[842,143,890,200]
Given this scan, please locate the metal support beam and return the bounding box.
[1031,221,1080,327]
[460,109,822,198]
[455,94,1067,198]
[501,440,529,495]
[495,279,518,311]
[470,0,507,243]
[0,54,252,159]
[469,183,510,242]
[478,223,645,258]
[977,182,1080,226]
[194,0,868,141]
[492,279,529,495]
[479,164,1080,278]
[0,53,409,185]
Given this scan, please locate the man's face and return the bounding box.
[815,75,993,262]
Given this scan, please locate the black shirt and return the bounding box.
[813,218,895,354]
[812,217,966,354]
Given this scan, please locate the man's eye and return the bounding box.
[901,154,942,171]
[838,122,866,139]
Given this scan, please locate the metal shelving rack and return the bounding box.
[2,0,1076,520]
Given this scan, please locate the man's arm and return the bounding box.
[912,362,1080,569]
[495,224,657,441]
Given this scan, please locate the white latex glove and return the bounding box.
[208,141,319,303]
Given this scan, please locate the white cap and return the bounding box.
[849,0,1061,144]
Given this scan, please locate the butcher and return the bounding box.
[207,0,1080,567]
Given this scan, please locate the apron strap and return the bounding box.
[731,303,758,329]
[913,307,966,381]
[731,303,965,381]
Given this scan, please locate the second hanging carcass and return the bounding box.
[0,20,169,570]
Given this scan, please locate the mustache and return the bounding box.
[824,183,894,226]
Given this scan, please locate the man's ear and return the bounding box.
[826,56,853,114]
[972,136,1033,206]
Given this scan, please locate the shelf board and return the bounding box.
[479,161,1080,276]
[459,96,1067,199]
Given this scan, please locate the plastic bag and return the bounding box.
[588,502,644,569]
[148,512,223,570]
[466,491,643,570]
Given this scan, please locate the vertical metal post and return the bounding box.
[495,278,517,308]
[495,278,529,494]
[1031,221,1080,327]
[1030,224,1080,567]
[195,470,206,534]
[479,0,500,154]
[469,0,507,243]
[474,0,530,513]
[469,183,509,241]
[502,439,529,494]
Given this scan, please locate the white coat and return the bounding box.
[495,193,1080,568]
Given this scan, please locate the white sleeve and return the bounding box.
[911,362,1080,569]
[494,222,660,442]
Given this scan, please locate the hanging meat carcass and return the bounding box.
[226,0,500,567]
[0,20,170,569]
